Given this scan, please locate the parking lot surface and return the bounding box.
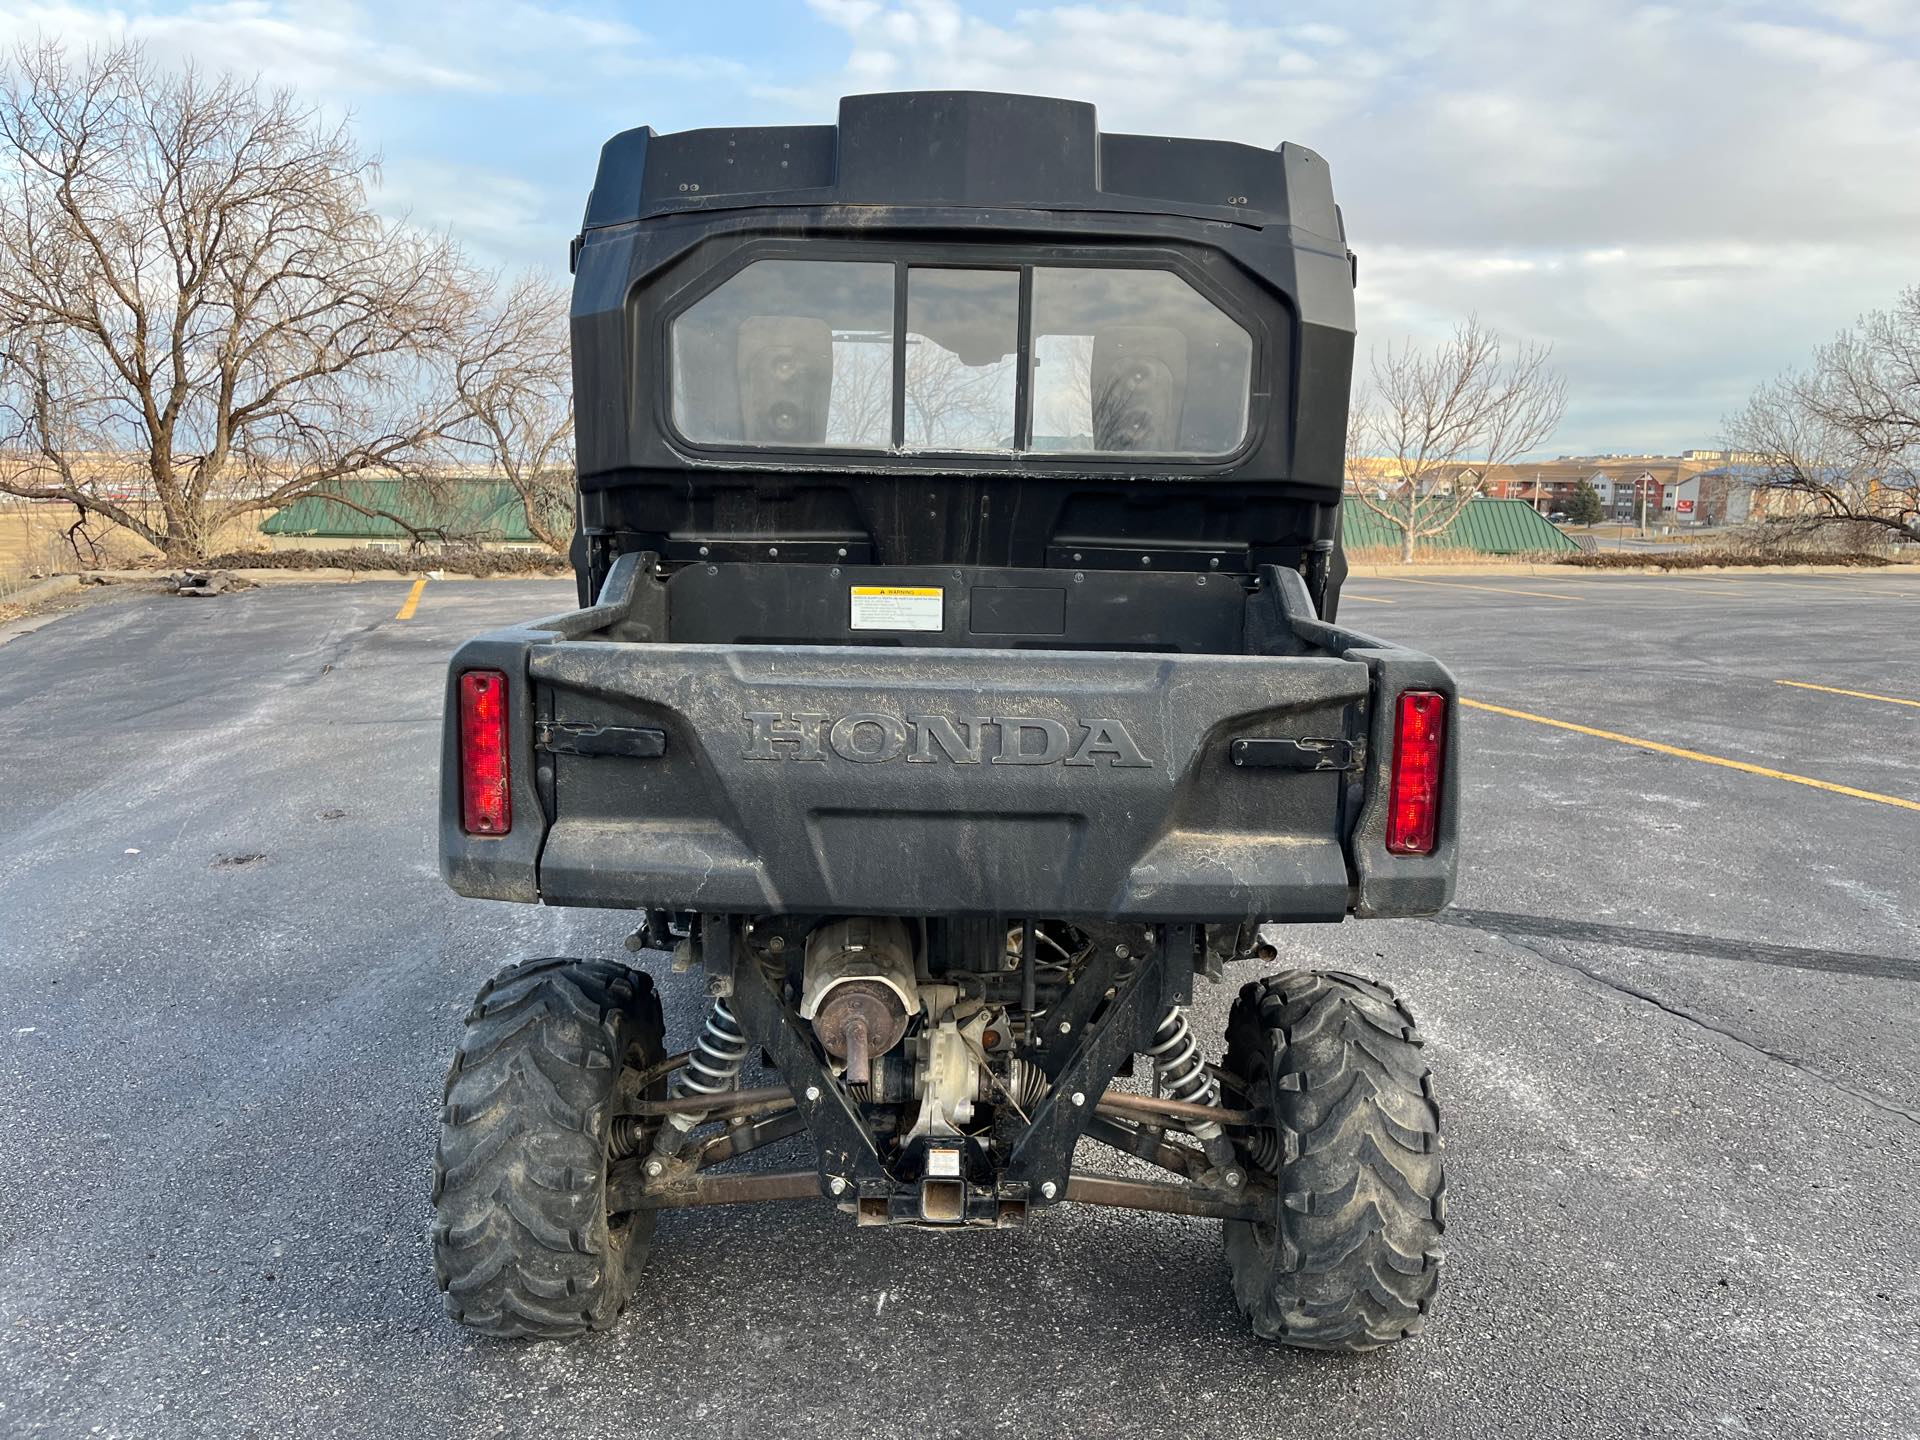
[1,571,1916,1438]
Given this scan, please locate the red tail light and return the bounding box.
[1386,690,1446,856]
[458,670,511,836]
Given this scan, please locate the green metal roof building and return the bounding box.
[1341,497,1580,555]
[262,480,556,544]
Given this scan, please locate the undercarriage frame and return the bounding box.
[605,918,1272,1227]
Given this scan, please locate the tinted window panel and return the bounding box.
[903,268,1019,452]
[1029,268,1251,456]
[670,260,894,448]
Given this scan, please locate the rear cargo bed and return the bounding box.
[439,555,1457,924]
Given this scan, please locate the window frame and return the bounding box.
[652,238,1273,469]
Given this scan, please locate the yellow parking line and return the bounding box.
[1389,576,1587,602]
[1339,592,1396,604]
[1777,679,1920,710]
[1460,697,1920,813]
[395,577,428,621]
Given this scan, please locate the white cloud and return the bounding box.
[0,2,755,274]
[791,0,1920,451]
[796,0,1384,141]
[374,158,556,264]
[8,0,1916,450]
[0,2,491,94]
[0,2,743,99]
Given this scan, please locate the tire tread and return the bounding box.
[431,957,663,1341]
[1224,969,1445,1352]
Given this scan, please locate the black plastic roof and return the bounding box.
[582,91,1339,240]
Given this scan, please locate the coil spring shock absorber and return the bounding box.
[1147,1004,1241,1179]
[648,998,751,1161]
[682,998,751,1096]
[1148,1006,1220,1109]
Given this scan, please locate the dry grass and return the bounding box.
[1562,549,1898,570]
[1559,521,1911,569]
[1,499,574,587]
[0,502,103,589]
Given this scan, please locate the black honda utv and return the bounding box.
[431,92,1457,1352]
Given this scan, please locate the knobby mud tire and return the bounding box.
[431,957,666,1340]
[1222,970,1446,1351]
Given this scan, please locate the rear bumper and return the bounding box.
[440,566,1458,923]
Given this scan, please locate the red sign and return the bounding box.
[1677,498,1695,514]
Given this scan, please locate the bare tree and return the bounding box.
[1034,334,1094,446]
[806,334,1017,453]
[1349,318,1568,562]
[824,335,892,448]
[444,271,575,555]
[0,41,472,563]
[904,339,1014,449]
[1725,288,1920,544]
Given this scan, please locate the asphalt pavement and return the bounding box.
[0,570,1916,1439]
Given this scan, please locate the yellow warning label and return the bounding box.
[850,585,944,631]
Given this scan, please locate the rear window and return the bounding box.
[667,258,1252,458]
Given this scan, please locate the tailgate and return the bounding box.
[528,642,1367,922]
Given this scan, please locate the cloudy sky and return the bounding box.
[5,0,1917,455]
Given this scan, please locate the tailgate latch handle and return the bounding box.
[535,720,668,760]
[1230,737,1355,772]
